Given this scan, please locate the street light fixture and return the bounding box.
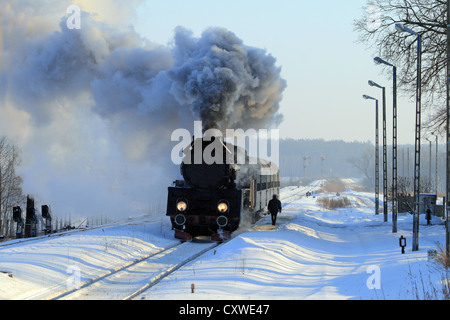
[396,22,422,252]
[363,94,380,216]
[374,56,398,233]
[395,23,419,36]
[368,80,388,223]
[374,57,394,67]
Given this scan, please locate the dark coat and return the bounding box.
[268,198,282,215]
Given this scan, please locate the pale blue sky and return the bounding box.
[133,0,417,145]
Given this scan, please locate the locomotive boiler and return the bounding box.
[166,137,280,241]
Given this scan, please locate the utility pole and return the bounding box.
[320,156,327,186]
[363,95,380,215]
[375,102,380,216]
[432,133,438,195]
[369,80,388,222]
[303,156,310,178]
[382,86,388,223]
[396,23,422,251]
[374,56,398,231]
[407,148,410,179]
[446,0,450,256]
[392,65,398,233]
[412,33,422,252]
[428,139,432,182]
[412,35,422,251]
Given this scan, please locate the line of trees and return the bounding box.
[281,137,447,195]
[0,136,25,237]
[279,138,373,185]
[348,143,446,192]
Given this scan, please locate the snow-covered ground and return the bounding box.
[0,181,448,300]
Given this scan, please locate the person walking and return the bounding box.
[268,194,282,226]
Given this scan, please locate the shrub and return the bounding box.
[316,196,352,210]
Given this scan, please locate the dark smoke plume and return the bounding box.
[169,26,285,132]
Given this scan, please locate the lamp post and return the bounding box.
[374,57,398,233]
[368,80,388,223]
[396,23,422,251]
[363,94,380,216]
[446,0,450,258]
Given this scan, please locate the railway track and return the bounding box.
[281,181,323,205]
[44,240,219,300]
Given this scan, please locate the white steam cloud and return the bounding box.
[0,0,285,219]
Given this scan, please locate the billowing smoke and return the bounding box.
[0,0,285,219]
[169,26,286,132]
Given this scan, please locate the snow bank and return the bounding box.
[0,183,448,300]
[143,188,448,300]
[0,216,178,299]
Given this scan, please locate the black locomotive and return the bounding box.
[166,137,280,241]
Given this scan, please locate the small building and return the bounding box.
[419,193,437,216]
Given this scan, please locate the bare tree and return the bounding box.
[0,137,25,236]
[354,0,447,135]
[347,147,375,190]
[396,176,434,213]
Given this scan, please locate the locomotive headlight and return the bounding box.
[217,201,228,213]
[177,200,188,212]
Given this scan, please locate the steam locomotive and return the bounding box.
[166,137,280,241]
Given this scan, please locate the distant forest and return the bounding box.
[279,138,446,193]
[279,139,371,182]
